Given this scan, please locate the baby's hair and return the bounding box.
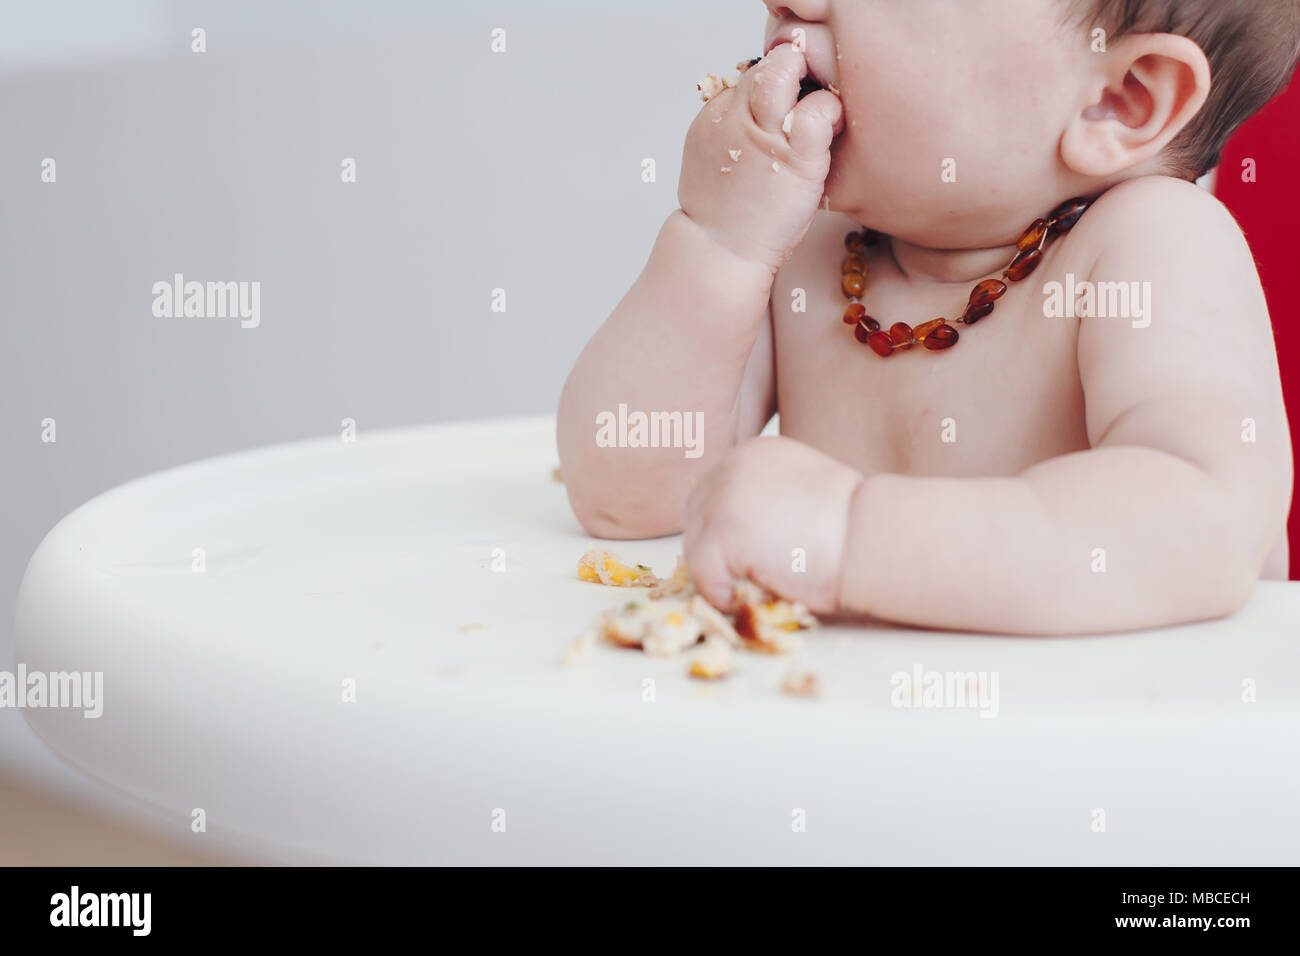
[1068,0,1300,179]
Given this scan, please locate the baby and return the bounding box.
[556,0,1298,635]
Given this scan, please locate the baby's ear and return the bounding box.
[1061,33,1210,178]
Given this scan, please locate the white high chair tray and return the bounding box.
[15,416,1300,864]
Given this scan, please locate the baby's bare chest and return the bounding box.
[771,254,1092,476]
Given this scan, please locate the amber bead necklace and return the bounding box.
[840,197,1092,356]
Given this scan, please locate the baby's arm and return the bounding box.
[556,215,775,539]
[558,45,842,539]
[839,177,1292,634]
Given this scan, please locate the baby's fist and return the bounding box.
[682,436,863,613]
[679,45,844,273]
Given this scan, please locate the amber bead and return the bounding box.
[1047,197,1089,233]
[922,324,959,350]
[962,300,995,324]
[842,254,866,274]
[843,302,866,325]
[969,279,1007,307]
[844,231,865,253]
[1016,218,1049,252]
[865,330,895,356]
[1003,247,1043,282]
[889,322,914,350]
[862,315,880,331]
[842,271,867,297]
[853,322,871,343]
[914,317,947,341]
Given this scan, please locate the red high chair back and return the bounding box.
[1214,78,1300,578]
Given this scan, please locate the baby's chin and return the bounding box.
[822,151,863,218]
[823,136,898,225]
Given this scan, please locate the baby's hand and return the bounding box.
[682,436,862,614]
[679,44,844,274]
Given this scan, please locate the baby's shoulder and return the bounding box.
[1069,175,1247,262]
[1069,175,1273,365]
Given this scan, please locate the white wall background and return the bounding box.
[1,0,757,814]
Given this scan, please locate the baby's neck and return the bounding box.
[886,235,1018,287]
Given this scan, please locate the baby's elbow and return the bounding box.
[1193,521,1265,622]
[556,429,687,539]
[566,487,681,541]
[572,504,648,541]
[1195,554,1258,622]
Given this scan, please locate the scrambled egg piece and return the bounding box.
[598,601,658,647]
[688,637,735,680]
[598,599,703,657]
[734,599,816,654]
[781,666,821,697]
[577,549,659,588]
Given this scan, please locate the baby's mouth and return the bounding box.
[763,33,838,100]
[797,74,827,101]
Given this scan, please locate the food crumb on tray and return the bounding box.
[577,548,659,588]
[781,666,821,698]
[561,629,596,666]
[688,636,735,680]
[734,588,816,654]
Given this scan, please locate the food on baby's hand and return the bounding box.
[696,55,836,104]
[697,68,742,103]
[698,74,723,102]
[578,549,659,588]
[697,58,760,103]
